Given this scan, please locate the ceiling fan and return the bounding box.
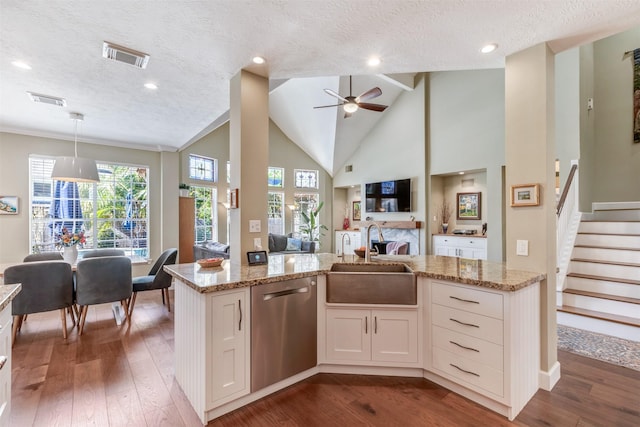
[314,76,388,118]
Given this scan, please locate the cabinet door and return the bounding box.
[0,308,11,426]
[326,308,371,362]
[371,310,418,363]
[209,290,248,403]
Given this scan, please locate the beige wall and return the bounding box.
[0,132,166,275]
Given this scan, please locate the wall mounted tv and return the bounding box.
[365,178,412,212]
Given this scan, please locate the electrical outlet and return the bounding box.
[516,240,529,256]
[254,238,262,250]
[249,220,261,232]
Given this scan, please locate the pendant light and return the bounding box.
[51,112,100,183]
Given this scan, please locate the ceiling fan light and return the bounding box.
[343,102,358,113]
[51,156,100,182]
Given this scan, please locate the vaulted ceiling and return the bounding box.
[1,1,639,176]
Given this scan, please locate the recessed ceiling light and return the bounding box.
[459,171,465,175]
[367,56,381,67]
[12,60,31,70]
[481,44,498,54]
[144,82,158,90]
[252,56,266,64]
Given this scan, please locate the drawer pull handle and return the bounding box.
[450,340,480,352]
[449,296,479,304]
[450,318,479,328]
[450,363,480,377]
[0,356,6,371]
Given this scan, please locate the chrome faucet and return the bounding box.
[339,233,351,258]
[365,223,384,262]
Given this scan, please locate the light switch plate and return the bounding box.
[516,239,529,256]
[249,220,261,233]
[254,238,262,250]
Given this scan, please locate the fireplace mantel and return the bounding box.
[354,220,422,229]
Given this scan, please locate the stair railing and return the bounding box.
[556,162,580,296]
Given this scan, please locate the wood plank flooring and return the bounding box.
[11,291,640,426]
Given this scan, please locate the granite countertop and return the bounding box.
[164,253,546,294]
[0,283,22,312]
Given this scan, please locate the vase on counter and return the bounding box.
[62,245,78,265]
[442,223,448,234]
[343,217,350,230]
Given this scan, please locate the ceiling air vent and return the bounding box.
[26,92,66,107]
[102,41,149,69]
[345,164,353,173]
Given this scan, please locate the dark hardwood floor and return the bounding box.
[11,291,640,426]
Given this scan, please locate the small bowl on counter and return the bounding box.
[197,257,224,268]
[353,249,366,258]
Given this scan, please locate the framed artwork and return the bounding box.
[457,192,481,220]
[352,201,361,221]
[511,184,540,207]
[0,196,18,214]
[230,188,239,209]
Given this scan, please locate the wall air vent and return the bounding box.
[345,164,353,173]
[26,92,66,107]
[102,41,150,69]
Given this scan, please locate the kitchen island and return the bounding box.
[0,283,22,425]
[165,253,545,424]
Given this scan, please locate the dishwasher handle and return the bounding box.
[262,286,309,301]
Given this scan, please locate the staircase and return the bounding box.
[557,202,640,342]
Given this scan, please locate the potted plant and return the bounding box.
[179,183,190,197]
[300,201,329,246]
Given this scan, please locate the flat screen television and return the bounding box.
[365,178,412,212]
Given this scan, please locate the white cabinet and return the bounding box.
[433,235,487,260]
[424,278,540,420]
[0,303,12,426]
[335,231,362,255]
[326,308,418,364]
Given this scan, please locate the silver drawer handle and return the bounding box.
[450,340,480,352]
[449,295,479,304]
[450,363,480,377]
[0,356,6,371]
[263,286,308,301]
[449,318,479,328]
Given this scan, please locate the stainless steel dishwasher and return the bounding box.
[251,276,317,392]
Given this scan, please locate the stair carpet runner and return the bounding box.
[557,205,640,331]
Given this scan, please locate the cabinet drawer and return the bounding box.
[432,325,503,371]
[432,304,503,345]
[432,347,503,397]
[432,282,503,319]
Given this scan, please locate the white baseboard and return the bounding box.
[538,361,561,391]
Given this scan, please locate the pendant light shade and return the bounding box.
[51,113,100,183]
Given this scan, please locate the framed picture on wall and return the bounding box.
[230,188,239,209]
[457,192,481,220]
[352,201,361,221]
[510,184,540,207]
[0,196,18,214]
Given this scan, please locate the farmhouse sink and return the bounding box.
[326,263,416,305]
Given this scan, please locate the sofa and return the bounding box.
[268,233,315,255]
[193,241,230,260]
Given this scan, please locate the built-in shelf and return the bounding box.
[354,220,422,229]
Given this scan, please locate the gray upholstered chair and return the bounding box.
[4,261,74,345]
[129,248,177,316]
[75,256,132,335]
[23,252,63,262]
[81,248,126,259]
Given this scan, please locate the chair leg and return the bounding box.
[67,306,76,326]
[164,288,171,313]
[16,314,25,332]
[60,309,68,340]
[161,289,165,305]
[78,306,88,335]
[11,315,21,347]
[128,292,138,317]
[121,299,131,325]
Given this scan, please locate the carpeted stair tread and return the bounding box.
[566,272,640,286]
[570,258,640,267]
[563,289,640,305]
[557,305,640,327]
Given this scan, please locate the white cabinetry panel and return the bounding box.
[433,235,487,260]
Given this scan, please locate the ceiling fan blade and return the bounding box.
[357,102,388,112]
[356,87,382,102]
[324,88,348,102]
[313,104,343,109]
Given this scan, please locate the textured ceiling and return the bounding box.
[1,1,640,175]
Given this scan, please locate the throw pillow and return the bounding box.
[285,237,302,251]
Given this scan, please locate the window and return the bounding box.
[268,167,284,187]
[294,169,319,189]
[267,192,285,235]
[292,193,319,237]
[190,186,217,244]
[226,161,230,184]
[29,156,149,257]
[189,154,216,182]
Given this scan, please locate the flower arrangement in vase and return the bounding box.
[56,227,85,264]
[437,201,452,234]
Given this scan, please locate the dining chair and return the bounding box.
[75,256,132,335]
[23,252,63,262]
[386,241,409,255]
[129,248,177,316]
[81,248,126,259]
[4,261,74,346]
